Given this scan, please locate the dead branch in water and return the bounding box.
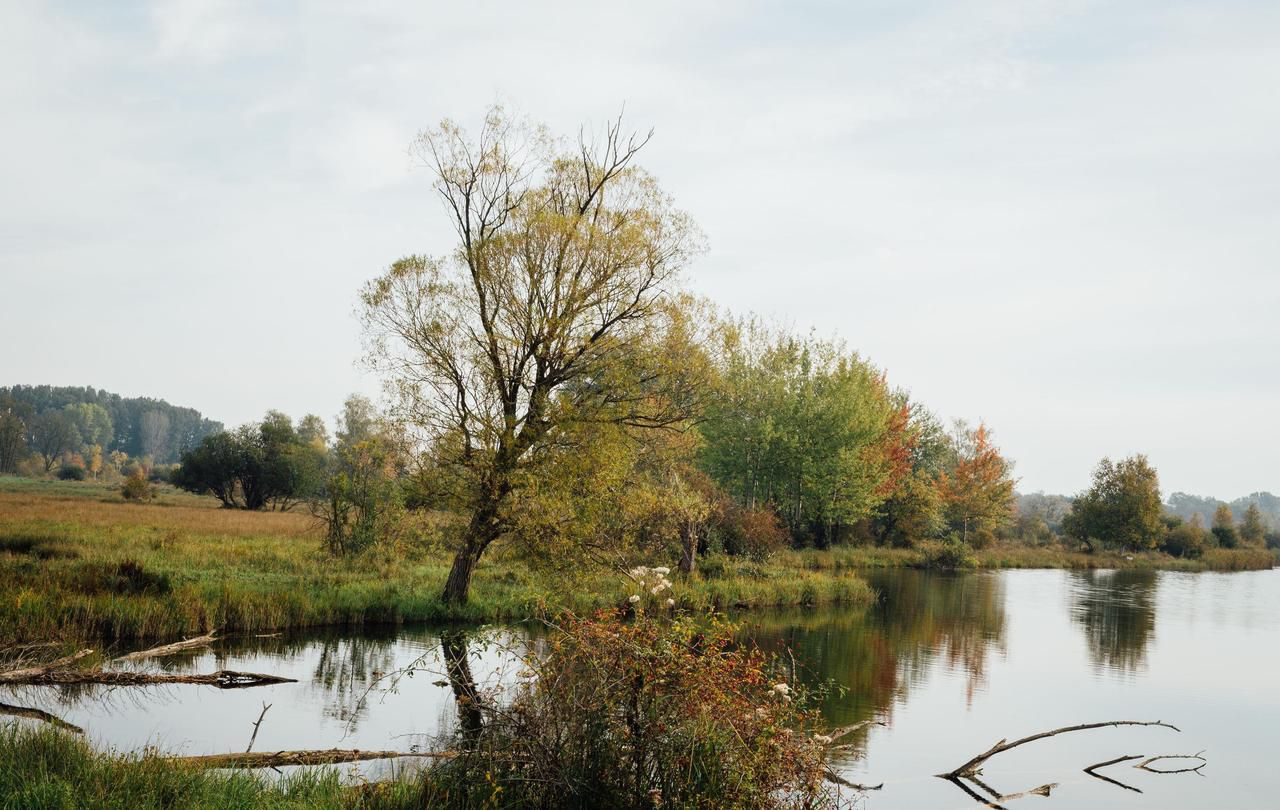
[0,702,84,734]
[0,649,95,684]
[245,702,272,752]
[168,748,454,769]
[938,720,1180,779]
[1083,754,1144,793]
[113,632,217,663]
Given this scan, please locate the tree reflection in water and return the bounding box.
[1068,569,1158,674]
[308,630,403,728]
[741,570,1007,759]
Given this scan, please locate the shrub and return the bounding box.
[423,609,843,809]
[56,464,87,481]
[121,471,154,501]
[148,464,176,484]
[719,503,789,559]
[1161,523,1206,559]
[917,535,977,569]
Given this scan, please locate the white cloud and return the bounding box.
[2,0,1277,495]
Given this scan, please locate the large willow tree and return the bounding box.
[361,108,703,604]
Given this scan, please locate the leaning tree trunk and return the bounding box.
[442,542,482,605]
[442,488,506,605]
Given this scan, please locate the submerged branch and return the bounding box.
[1083,754,1144,793]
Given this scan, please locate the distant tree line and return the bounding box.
[1012,457,1278,555]
[0,385,221,475]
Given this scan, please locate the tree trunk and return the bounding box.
[442,542,481,605]
[679,522,697,575]
[442,491,505,605]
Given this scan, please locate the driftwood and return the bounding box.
[114,632,217,663]
[938,720,1180,779]
[0,649,94,684]
[0,702,84,734]
[169,748,454,769]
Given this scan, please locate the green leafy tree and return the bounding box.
[296,414,329,449]
[63,403,113,449]
[1211,503,1239,549]
[0,409,27,474]
[1062,455,1164,552]
[174,413,326,510]
[1239,503,1266,548]
[31,411,81,473]
[316,435,403,556]
[699,319,901,547]
[361,109,703,605]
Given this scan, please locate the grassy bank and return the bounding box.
[0,725,417,810]
[0,478,873,645]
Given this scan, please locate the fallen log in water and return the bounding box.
[9,669,296,689]
[113,632,217,662]
[169,748,454,769]
[937,720,1180,779]
[0,702,84,734]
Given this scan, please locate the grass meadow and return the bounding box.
[0,477,875,646]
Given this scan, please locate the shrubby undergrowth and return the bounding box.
[423,590,852,809]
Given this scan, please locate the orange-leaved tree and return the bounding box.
[936,422,1016,547]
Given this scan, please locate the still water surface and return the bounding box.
[4,568,1277,808]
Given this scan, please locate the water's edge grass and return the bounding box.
[0,725,419,810]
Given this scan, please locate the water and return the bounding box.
[3,568,1278,807]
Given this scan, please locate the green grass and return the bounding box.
[0,477,874,646]
[0,725,422,810]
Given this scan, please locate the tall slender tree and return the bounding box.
[362,108,703,604]
[1240,502,1267,548]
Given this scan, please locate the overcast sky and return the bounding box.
[3,0,1277,497]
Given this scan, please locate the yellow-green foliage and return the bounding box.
[0,479,875,645]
